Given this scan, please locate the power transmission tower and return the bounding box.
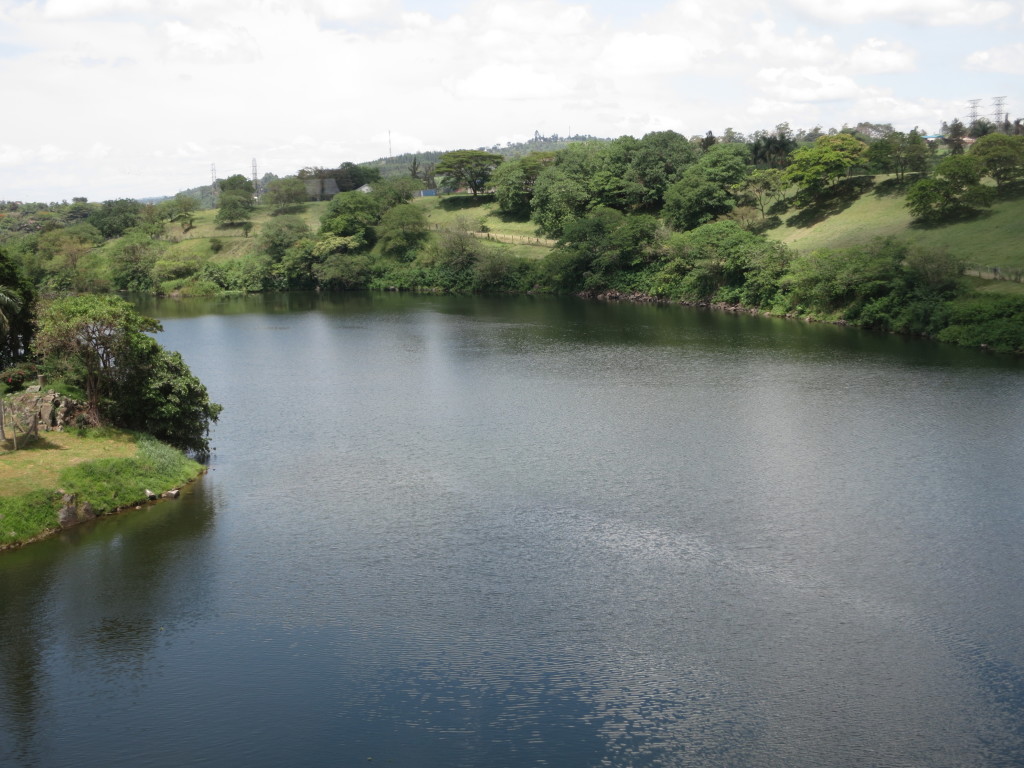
[968,99,982,123]
[993,96,1007,125]
[211,164,219,203]
[252,158,259,202]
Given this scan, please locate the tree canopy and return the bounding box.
[436,150,504,195]
[33,295,221,455]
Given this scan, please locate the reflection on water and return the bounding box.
[2,293,1023,767]
[0,481,216,763]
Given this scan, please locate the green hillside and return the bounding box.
[765,175,1024,285]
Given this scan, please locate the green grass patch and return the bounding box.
[0,432,202,549]
[416,196,550,240]
[765,175,1024,274]
[0,490,64,547]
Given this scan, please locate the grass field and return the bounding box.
[0,429,137,498]
[0,428,202,549]
[765,176,1024,279]
[414,195,554,259]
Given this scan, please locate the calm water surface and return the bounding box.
[2,293,1024,767]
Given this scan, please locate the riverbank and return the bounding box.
[0,429,203,551]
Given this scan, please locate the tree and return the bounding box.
[733,168,786,220]
[622,131,698,211]
[107,345,223,456]
[88,198,143,239]
[216,174,256,226]
[259,215,310,261]
[436,150,504,195]
[108,231,164,291]
[944,118,968,155]
[784,133,868,203]
[969,133,1024,190]
[491,152,556,218]
[663,143,751,231]
[320,191,379,246]
[264,177,308,211]
[33,295,220,454]
[867,130,929,182]
[377,203,428,260]
[0,247,32,370]
[905,154,993,223]
[750,124,797,169]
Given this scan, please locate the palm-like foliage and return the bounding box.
[0,285,22,337]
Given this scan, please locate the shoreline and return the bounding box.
[0,430,206,553]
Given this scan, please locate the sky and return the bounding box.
[1,0,1022,202]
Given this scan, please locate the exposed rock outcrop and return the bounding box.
[57,494,97,528]
[2,390,86,433]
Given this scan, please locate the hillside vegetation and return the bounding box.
[766,175,1024,278]
[3,122,1024,355]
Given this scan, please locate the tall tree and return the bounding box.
[867,130,929,182]
[944,118,968,155]
[436,150,504,195]
[33,295,220,454]
[264,177,308,211]
[905,154,993,223]
[969,133,1024,190]
[785,133,867,203]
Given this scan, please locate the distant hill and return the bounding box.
[360,133,609,179]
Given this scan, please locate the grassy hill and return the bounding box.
[765,175,1024,292]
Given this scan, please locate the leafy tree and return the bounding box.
[750,124,797,169]
[88,198,143,239]
[663,143,751,231]
[436,150,504,195]
[0,248,32,369]
[621,131,698,212]
[425,227,484,274]
[259,216,310,261]
[943,118,968,155]
[264,177,308,211]
[109,346,223,456]
[368,177,422,213]
[905,154,993,223]
[785,133,868,203]
[216,193,253,225]
[733,168,786,220]
[968,118,997,139]
[377,203,428,260]
[530,166,591,238]
[219,174,255,195]
[546,207,659,292]
[491,152,555,218]
[158,193,199,221]
[34,295,159,423]
[33,295,221,452]
[320,191,379,246]
[969,133,1024,190]
[108,231,165,291]
[867,130,929,182]
[215,174,256,226]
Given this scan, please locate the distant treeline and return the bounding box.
[2,119,1024,360]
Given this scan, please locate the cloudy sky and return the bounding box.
[1,0,1021,202]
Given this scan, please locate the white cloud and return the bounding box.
[0,0,1019,200]
[41,0,151,19]
[848,38,916,73]
[755,66,866,102]
[786,0,1015,25]
[965,42,1024,73]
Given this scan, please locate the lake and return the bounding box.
[2,293,1023,767]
